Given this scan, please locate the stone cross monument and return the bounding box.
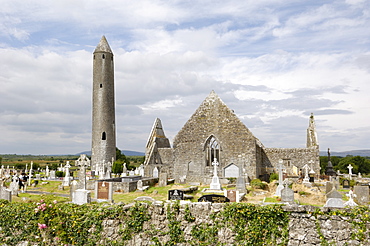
[348,164,353,180]
[210,158,222,190]
[275,159,284,197]
[76,154,91,190]
[302,164,310,184]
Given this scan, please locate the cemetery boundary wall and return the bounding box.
[1,201,370,245]
[103,202,370,245]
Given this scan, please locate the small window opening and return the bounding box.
[100,84,102,88]
[102,54,105,59]
[102,132,106,140]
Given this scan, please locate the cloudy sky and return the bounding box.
[0,0,369,155]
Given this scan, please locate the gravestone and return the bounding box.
[325,187,344,208]
[63,162,71,186]
[226,190,237,202]
[281,185,295,203]
[35,174,41,180]
[343,179,350,189]
[9,179,19,195]
[49,171,56,179]
[72,189,91,205]
[324,198,344,208]
[153,167,159,178]
[354,186,369,205]
[159,173,168,187]
[326,182,333,194]
[129,170,135,176]
[0,186,11,202]
[70,180,79,199]
[168,189,184,200]
[122,163,127,176]
[210,158,222,190]
[344,190,357,207]
[224,164,239,178]
[135,196,155,202]
[198,194,230,203]
[275,160,285,197]
[326,187,343,199]
[95,181,113,201]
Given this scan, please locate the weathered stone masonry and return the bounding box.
[144,91,320,183]
[100,203,370,246]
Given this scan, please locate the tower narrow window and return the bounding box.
[205,136,221,166]
[102,54,105,59]
[102,132,106,140]
[100,84,103,88]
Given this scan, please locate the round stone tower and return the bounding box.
[91,36,116,172]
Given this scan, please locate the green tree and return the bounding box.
[116,147,128,163]
[319,156,341,174]
[336,156,370,174]
[112,160,123,174]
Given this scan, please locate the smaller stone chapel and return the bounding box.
[144,90,320,183]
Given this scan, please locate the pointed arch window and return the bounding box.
[205,136,221,166]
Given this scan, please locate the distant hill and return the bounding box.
[319,149,370,157]
[77,150,144,156]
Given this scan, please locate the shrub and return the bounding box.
[250,179,266,189]
[55,171,64,177]
[269,173,279,183]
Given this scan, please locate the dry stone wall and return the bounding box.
[98,203,370,246]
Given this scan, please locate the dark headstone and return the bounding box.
[198,194,230,203]
[97,182,109,200]
[168,189,184,200]
[226,190,237,202]
[343,179,350,189]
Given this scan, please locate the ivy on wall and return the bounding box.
[1,199,370,245]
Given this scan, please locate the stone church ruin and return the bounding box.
[144,90,320,183]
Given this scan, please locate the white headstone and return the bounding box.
[224,164,239,178]
[72,189,91,205]
[63,162,71,186]
[153,167,159,178]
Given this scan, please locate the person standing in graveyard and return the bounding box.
[18,173,27,191]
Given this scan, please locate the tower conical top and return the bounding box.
[94,36,113,53]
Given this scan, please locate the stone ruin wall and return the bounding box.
[262,147,320,175]
[99,203,370,246]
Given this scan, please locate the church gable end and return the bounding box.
[172,91,258,182]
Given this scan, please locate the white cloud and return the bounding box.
[0,0,369,154]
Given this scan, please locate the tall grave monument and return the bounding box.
[91,36,116,174]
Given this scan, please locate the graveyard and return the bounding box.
[1,157,370,245]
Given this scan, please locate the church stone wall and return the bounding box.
[263,147,320,174]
